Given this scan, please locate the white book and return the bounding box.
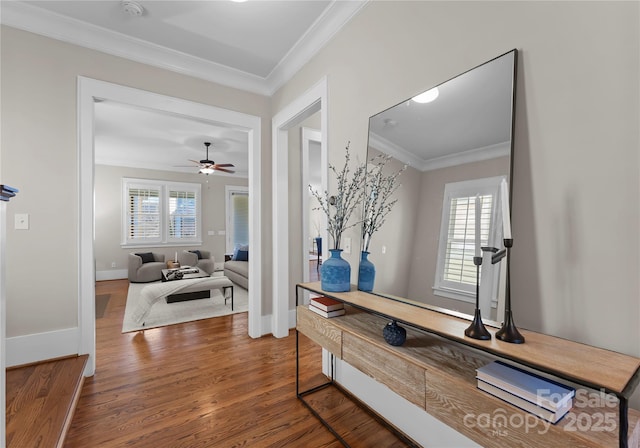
[476,361,575,411]
[478,379,572,424]
[309,304,346,318]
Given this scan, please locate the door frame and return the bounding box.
[301,127,322,284]
[272,77,328,338]
[78,77,262,375]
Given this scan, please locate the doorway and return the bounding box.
[302,126,322,283]
[78,77,262,375]
[272,77,328,338]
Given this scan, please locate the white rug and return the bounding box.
[122,280,248,333]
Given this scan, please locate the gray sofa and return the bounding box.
[128,252,165,283]
[224,260,248,290]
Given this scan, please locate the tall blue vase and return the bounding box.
[321,249,351,292]
[358,251,375,292]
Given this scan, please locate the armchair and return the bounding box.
[180,250,215,275]
[128,252,165,283]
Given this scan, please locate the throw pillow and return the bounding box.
[135,252,155,264]
[236,250,249,261]
[232,244,249,260]
[190,250,203,260]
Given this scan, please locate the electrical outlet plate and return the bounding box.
[14,213,29,230]
[344,237,352,254]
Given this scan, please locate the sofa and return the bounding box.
[224,245,248,289]
[179,250,215,274]
[128,252,165,283]
[224,260,248,290]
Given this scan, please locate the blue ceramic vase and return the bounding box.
[321,249,351,292]
[383,321,407,346]
[357,251,375,292]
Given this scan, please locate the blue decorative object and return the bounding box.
[383,320,406,346]
[321,249,351,292]
[357,251,375,292]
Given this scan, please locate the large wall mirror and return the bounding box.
[361,49,517,326]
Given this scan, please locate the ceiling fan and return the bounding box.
[182,142,235,175]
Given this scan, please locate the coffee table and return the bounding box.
[161,267,211,303]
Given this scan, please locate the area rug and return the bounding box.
[122,281,248,333]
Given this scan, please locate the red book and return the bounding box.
[309,296,344,312]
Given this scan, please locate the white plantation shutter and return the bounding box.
[168,189,197,240]
[123,179,201,246]
[434,177,502,303]
[127,186,161,243]
[443,195,493,285]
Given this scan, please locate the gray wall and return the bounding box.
[1,25,271,337]
[94,165,248,276]
[271,1,639,405]
[2,0,639,408]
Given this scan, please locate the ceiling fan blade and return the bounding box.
[214,163,235,167]
[187,159,202,165]
[214,167,235,173]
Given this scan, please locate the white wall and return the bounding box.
[272,1,640,408]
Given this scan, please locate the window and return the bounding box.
[225,186,249,253]
[123,178,201,247]
[433,177,505,303]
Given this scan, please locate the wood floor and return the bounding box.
[60,279,410,447]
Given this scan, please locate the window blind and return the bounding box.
[231,192,249,246]
[443,194,493,286]
[168,189,197,239]
[127,187,160,240]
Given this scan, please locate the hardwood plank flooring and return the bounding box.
[63,279,410,447]
[6,355,88,448]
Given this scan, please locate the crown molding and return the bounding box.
[0,0,368,97]
[369,132,511,173]
[265,0,368,95]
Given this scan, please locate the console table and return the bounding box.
[295,282,640,448]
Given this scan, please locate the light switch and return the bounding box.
[218,230,226,235]
[344,237,352,254]
[207,230,215,236]
[14,213,29,230]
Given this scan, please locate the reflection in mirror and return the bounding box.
[361,49,517,326]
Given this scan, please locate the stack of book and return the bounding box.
[309,296,345,318]
[476,361,575,424]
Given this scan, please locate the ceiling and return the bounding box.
[1,0,365,176]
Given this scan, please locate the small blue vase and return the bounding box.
[321,249,351,292]
[358,251,375,292]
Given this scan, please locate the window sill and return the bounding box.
[432,286,475,304]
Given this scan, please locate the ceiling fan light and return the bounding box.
[199,167,215,175]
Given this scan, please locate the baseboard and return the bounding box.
[259,309,297,338]
[96,269,128,281]
[6,327,79,367]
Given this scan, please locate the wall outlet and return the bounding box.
[344,237,352,254]
[218,230,226,235]
[14,213,29,230]
[111,262,116,268]
[382,245,386,254]
[207,230,215,236]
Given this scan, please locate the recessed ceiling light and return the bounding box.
[412,87,439,104]
[121,1,144,17]
[230,0,248,3]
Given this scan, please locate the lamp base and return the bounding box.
[495,310,525,344]
[465,309,491,340]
